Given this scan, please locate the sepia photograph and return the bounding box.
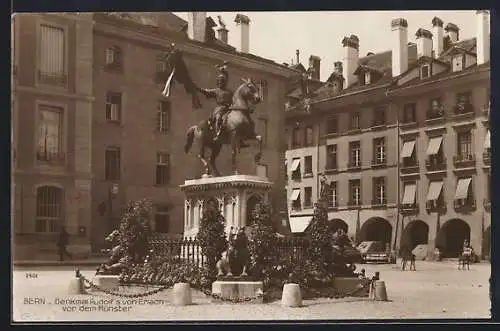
[11,10,491,322]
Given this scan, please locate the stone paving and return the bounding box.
[12,261,491,322]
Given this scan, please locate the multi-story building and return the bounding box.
[12,12,297,257]
[285,11,490,259]
[12,13,95,259]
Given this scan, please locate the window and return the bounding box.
[403,103,416,123]
[457,131,472,160]
[305,126,314,146]
[39,24,66,86]
[373,137,386,165]
[326,117,338,134]
[304,156,313,176]
[401,140,417,167]
[454,177,474,208]
[291,188,301,211]
[156,152,170,185]
[421,64,430,79]
[327,181,338,208]
[350,112,361,130]
[364,72,371,85]
[402,181,417,208]
[258,79,268,101]
[373,177,386,205]
[156,101,170,134]
[291,157,301,179]
[349,141,361,167]
[426,136,445,168]
[258,118,268,146]
[349,179,361,206]
[452,55,464,72]
[105,147,121,180]
[428,98,444,119]
[292,127,301,148]
[326,144,337,170]
[304,187,313,208]
[35,186,62,233]
[373,107,386,126]
[105,47,122,69]
[456,91,472,114]
[154,205,170,233]
[106,92,122,123]
[36,105,63,164]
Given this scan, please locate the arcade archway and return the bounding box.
[359,217,392,248]
[403,220,429,250]
[436,219,471,258]
[329,218,348,233]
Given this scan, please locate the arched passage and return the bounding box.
[246,194,263,225]
[359,217,392,248]
[436,219,471,258]
[329,219,348,233]
[403,220,429,250]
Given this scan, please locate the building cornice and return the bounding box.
[93,17,299,79]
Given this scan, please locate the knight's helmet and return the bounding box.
[216,61,229,85]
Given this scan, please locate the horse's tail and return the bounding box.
[185,126,196,154]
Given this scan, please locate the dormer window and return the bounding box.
[421,64,430,79]
[452,55,465,72]
[364,72,371,85]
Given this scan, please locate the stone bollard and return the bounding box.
[171,283,192,306]
[281,283,302,307]
[68,277,86,295]
[373,280,388,301]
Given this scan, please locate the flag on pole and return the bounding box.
[162,67,176,98]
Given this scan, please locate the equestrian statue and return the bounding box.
[160,43,263,177]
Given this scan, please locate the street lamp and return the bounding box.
[109,183,119,232]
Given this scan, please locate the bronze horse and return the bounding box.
[184,78,263,176]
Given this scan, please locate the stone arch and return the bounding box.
[436,218,471,258]
[402,220,429,250]
[246,194,264,225]
[329,218,348,233]
[359,217,392,249]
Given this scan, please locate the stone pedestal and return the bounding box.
[211,280,264,303]
[180,175,273,238]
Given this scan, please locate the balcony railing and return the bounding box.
[425,157,447,172]
[291,170,301,180]
[327,201,338,210]
[291,203,302,211]
[37,70,68,86]
[453,199,476,212]
[36,150,66,165]
[347,161,362,170]
[401,203,419,214]
[425,200,446,213]
[371,198,387,208]
[453,102,474,115]
[453,154,476,168]
[483,151,491,165]
[426,108,445,120]
[303,170,314,178]
[371,158,387,168]
[400,159,419,172]
[324,163,338,173]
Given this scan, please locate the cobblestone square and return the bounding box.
[13,261,491,321]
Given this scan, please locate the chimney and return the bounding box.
[432,17,444,58]
[234,14,250,53]
[391,18,409,77]
[341,34,359,88]
[445,23,459,43]
[308,55,321,80]
[296,49,300,65]
[334,61,343,75]
[476,10,490,65]
[415,28,433,58]
[217,26,228,43]
[188,12,207,42]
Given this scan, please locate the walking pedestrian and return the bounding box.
[57,226,72,261]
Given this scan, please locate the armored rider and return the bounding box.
[197,62,233,142]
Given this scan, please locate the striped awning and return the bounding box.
[427,181,443,201]
[484,130,490,149]
[401,141,416,158]
[426,137,443,155]
[289,216,312,233]
[290,158,301,171]
[402,183,417,204]
[454,178,472,200]
[290,189,301,201]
